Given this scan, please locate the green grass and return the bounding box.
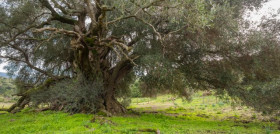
[0,110,278,134]
[129,94,271,122]
[0,93,279,134]
[0,110,94,134]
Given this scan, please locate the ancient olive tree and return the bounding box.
[1,0,279,115]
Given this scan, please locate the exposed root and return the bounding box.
[7,96,30,113]
[130,128,161,134]
[91,116,117,126]
[0,108,8,111]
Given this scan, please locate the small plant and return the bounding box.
[233,114,240,120]
[0,97,4,102]
[251,114,257,119]
[218,102,224,107]
[230,128,239,134]
[177,107,185,110]
[265,126,273,134]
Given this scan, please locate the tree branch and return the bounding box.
[39,0,77,25]
[9,44,58,79]
[51,0,69,15]
[34,27,84,49]
[85,0,97,27]
[107,15,136,25]
[134,16,163,44]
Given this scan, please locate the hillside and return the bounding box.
[0,72,8,78]
[0,77,16,96]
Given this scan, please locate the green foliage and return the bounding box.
[0,0,278,115]
[129,79,141,98]
[0,77,16,97]
[227,78,280,114]
[29,76,103,113]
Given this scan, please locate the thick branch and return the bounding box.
[110,55,139,84]
[34,27,81,40]
[51,0,68,15]
[34,27,81,37]
[40,0,77,25]
[85,0,97,26]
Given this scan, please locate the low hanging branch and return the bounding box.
[0,108,8,111]
[6,77,69,113]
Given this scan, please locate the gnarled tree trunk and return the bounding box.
[95,90,127,114]
[72,43,134,114]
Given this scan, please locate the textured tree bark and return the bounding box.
[94,89,127,115]
[64,1,134,114]
[72,46,132,114]
[104,86,127,114]
[7,96,30,113]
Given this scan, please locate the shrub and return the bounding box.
[30,76,102,113]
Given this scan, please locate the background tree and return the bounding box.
[0,0,279,115]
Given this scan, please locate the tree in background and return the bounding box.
[0,77,16,97]
[0,0,279,115]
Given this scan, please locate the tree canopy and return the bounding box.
[0,0,279,115]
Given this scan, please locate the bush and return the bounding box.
[130,80,141,98]
[30,76,103,113]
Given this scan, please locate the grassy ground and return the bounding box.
[0,93,279,134]
[129,94,272,122]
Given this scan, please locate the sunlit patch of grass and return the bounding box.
[0,111,95,134]
[130,92,272,122]
[0,111,279,134]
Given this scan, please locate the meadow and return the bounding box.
[0,92,279,134]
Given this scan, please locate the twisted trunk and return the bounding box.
[66,1,133,114]
[95,88,127,114]
[72,44,133,114]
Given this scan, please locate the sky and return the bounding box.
[247,0,280,22]
[0,64,5,72]
[0,0,280,73]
